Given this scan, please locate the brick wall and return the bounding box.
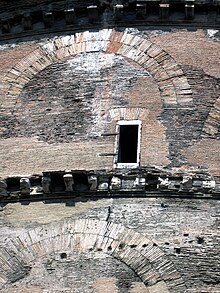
[0,197,219,292]
[0,25,220,293]
[151,30,220,78]
[0,28,219,178]
[152,29,220,176]
[0,51,170,176]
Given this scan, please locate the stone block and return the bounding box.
[192,180,203,188]
[202,180,216,190]
[121,178,135,190]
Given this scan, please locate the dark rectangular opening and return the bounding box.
[50,172,65,192]
[6,177,20,193]
[118,125,139,163]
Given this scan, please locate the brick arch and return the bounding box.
[0,218,186,292]
[2,29,192,109]
[202,97,220,137]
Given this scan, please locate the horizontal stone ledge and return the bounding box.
[0,166,220,202]
[1,190,219,203]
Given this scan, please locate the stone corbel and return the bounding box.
[63,174,74,192]
[180,175,193,191]
[133,177,146,191]
[185,0,195,20]
[20,178,31,195]
[22,12,33,31]
[65,8,76,25]
[88,174,98,191]
[157,176,170,190]
[114,4,124,20]
[110,176,121,191]
[42,176,51,194]
[87,6,99,23]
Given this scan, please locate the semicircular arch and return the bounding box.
[1,29,192,109]
[0,218,186,292]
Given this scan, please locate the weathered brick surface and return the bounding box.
[0,26,219,293]
[151,29,220,78]
[0,137,114,177]
[10,53,147,142]
[10,255,141,293]
[0,198,219,292]
[160,65,220,166]
[0,28,219,178]
[0,51,170,176]
[0,215,185,292]
[203,97,220,137]
[0,29,192,111]
[182,138,220,177]
[0,44,38,79]
[0,44,38,106]
[124,76,170,166]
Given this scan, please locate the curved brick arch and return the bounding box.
[202,97,220,137]
[2,29,192,109]
[0,218,186,292]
